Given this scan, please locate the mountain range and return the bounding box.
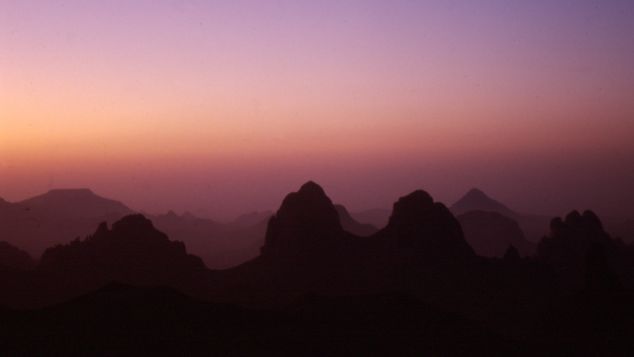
[0,188,378,269]
[2,181,634,354]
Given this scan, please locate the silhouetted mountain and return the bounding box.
[6,183,629,354]
[258,183,472,265]
[457,211,536,257]
[1,189,267,269]
[537,210,634,290]
[215,183,487,310]
[35,214,208,302]
[0,189,133,258]
[261,181,350,260]
[334,204,378,236]
[375,190,475,262]
[538,210,610,264]
[0,241,34,270]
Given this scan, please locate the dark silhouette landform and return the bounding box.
[1,181,634,355]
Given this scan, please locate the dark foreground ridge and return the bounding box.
[1,182,634,355]
[0,284,525,356]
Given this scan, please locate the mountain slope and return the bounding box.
[451,188,551,243]
[0,241,35,270]
[457,211,536,257]
[19,189,132,218]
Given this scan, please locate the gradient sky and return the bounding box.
[1,0,634,220]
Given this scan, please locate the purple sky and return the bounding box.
[1,0,633,219]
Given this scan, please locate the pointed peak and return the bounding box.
[451,187,516,217]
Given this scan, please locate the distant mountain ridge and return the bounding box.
[3,182,634,355]
[0,189,133,258]
[149,210,267,269]
[19,189,133,218]
[457,210,536,257]
[451,188,551,243]
[450,188,518,218]
[1,190,269,269]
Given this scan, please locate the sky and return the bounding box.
[1,0,633,220]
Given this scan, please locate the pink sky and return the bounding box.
[1,1,633,219]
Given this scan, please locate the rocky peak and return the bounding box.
[387,190,435,227]
[548,210,609,243]
[382,190,475,260]
[261,182,344,259]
